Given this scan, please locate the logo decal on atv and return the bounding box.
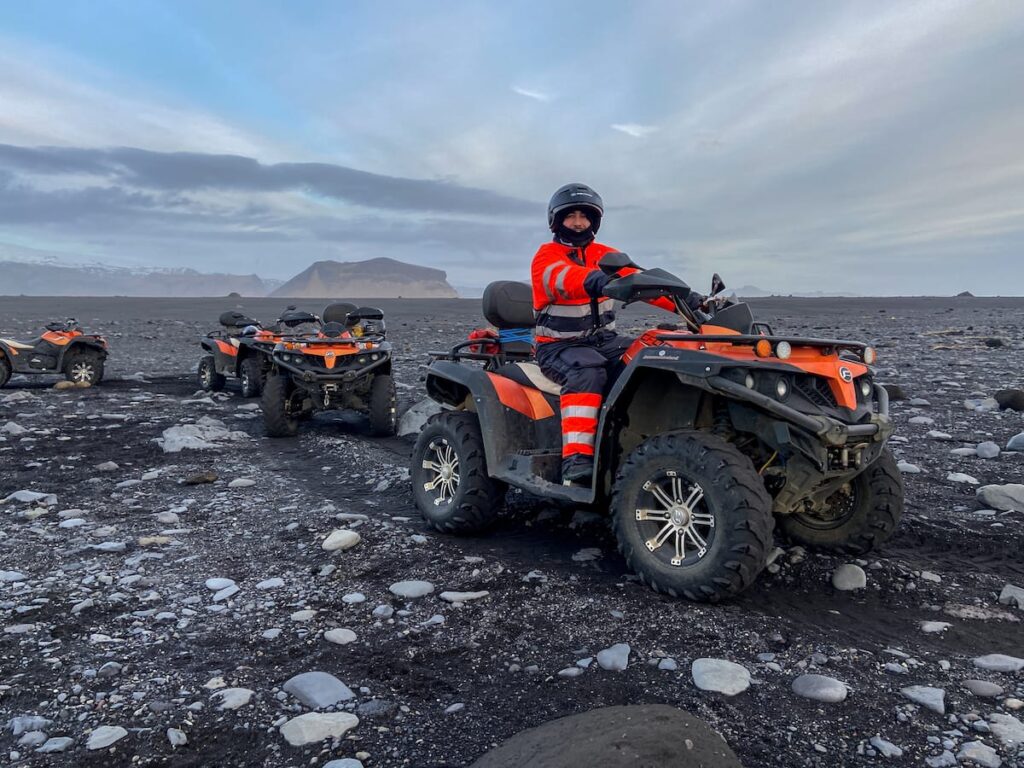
[839,367,853,382]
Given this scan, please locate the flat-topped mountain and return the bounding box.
[271,257,458,298]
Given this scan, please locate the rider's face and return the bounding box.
[561,210,591,232]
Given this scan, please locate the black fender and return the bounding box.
[426,361,562,488]
[57,339,108,369]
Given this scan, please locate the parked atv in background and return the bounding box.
[0,319,107,387]
[197,307,320,398]
[262,303,397,438]
[411,255,903,602]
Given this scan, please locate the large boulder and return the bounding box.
[469,705,742,768]
[977,484,1024,512]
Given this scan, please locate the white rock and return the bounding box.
[341,592,366,604]
[279,712,359,746]
[920,621,952,634]
[998,584,1024,609]
[440,591,489,603]
[869,736,903,758]
[1,570,28,582]
[322,529,361,551]
[155,418,250,453]
[87,725,128,750]
[282,671,355,708]
[213,688,254,710]
[324,628,357,645]
[291,609,316,622]
[988,712,1024,748]
[976,484,1024,512]
[213,584,239,602]
[920,570,941,583]
[973,654,1024,673]
[976,441,1001,459]
[2,490,57,506]
[831,564,867,591]
[389,580,434,599]
[228,478,255,488]
[908,416,935,425]
[596,643,630,671]
[323,760,364,768]
[925,750,957,767]
[1007,432,1024,451]
[95,461,119,471]
[900,685,945,714]
[927,430,952,440]
[167,728,187,748]
[792,674,848,703]
[1,421,29,436]
[951,447,978,457]
[205,578,235,591]
[956,741,1002,768]
[58,517,86,528]
[946,472,979,485]
[691,658,750,696]
[256,577,284,590]
[397,398,443,437]
[262,628,282,640]
[557,666,584,678]
[897,462,921,474]
[36,736,74,753]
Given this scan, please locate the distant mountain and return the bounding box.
[733,285,860,298]
[271,257,458,299]
[0,260,268,297]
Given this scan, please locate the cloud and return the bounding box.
[511,86,553,103]
[610,123,659,139]
[0,144,538,216]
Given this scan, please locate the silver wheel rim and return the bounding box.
[422,437,460,506]
[636,471,715,566]
[201,363,211,387]
[71,362,93,382]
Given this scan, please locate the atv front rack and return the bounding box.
[655,333,871,360]
[429,338,533,365]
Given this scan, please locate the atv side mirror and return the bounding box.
[710,273,726,296]
[598,252,639,274]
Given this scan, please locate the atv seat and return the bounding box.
[495,361,562,396]
[483,281,535,356]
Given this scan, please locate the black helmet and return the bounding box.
[547,183,603,234]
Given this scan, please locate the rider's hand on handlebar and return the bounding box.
[584,270,612,299]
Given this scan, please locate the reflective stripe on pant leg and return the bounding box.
[561,392,601,458]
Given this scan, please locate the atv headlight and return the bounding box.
[370,353,379,361]
[745,373,755,389]
[357,356,367,364]
[863,347,877,365]
[859,378,872,398]
[775,341,792,360]
[775,377,790,399]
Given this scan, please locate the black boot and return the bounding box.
[561,455,594,485]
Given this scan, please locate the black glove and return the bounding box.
[685,292,707,311]
[583,269,612,299]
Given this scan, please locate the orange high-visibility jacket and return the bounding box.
[531,241,672,344]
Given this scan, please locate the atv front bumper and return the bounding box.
[273,355,389,383]
[707,375,893,446]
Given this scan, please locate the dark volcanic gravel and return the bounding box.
[1,295,1023,768]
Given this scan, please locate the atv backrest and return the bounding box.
[483,281,534,330]
[323,302,357,324]
[220,310,259,328]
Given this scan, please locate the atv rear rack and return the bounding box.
[430,339,533,365]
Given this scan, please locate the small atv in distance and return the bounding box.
[198,307,319,398]
[411,257,903,602]
[0,319,107,387]
[262,303,397,438]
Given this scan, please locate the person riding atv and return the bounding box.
[261,303,397,437]
[532,183,706,485]
[0,318,107,387]
[410,255,903,602]
[197,306,320,398]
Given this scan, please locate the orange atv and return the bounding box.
[0,319,107,387]
[411,254,903,602]
[262,303,397,437]
[198,307,318,398]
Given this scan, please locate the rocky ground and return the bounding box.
[1,295,1023,768]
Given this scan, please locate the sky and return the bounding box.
[0,0,1022,295]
